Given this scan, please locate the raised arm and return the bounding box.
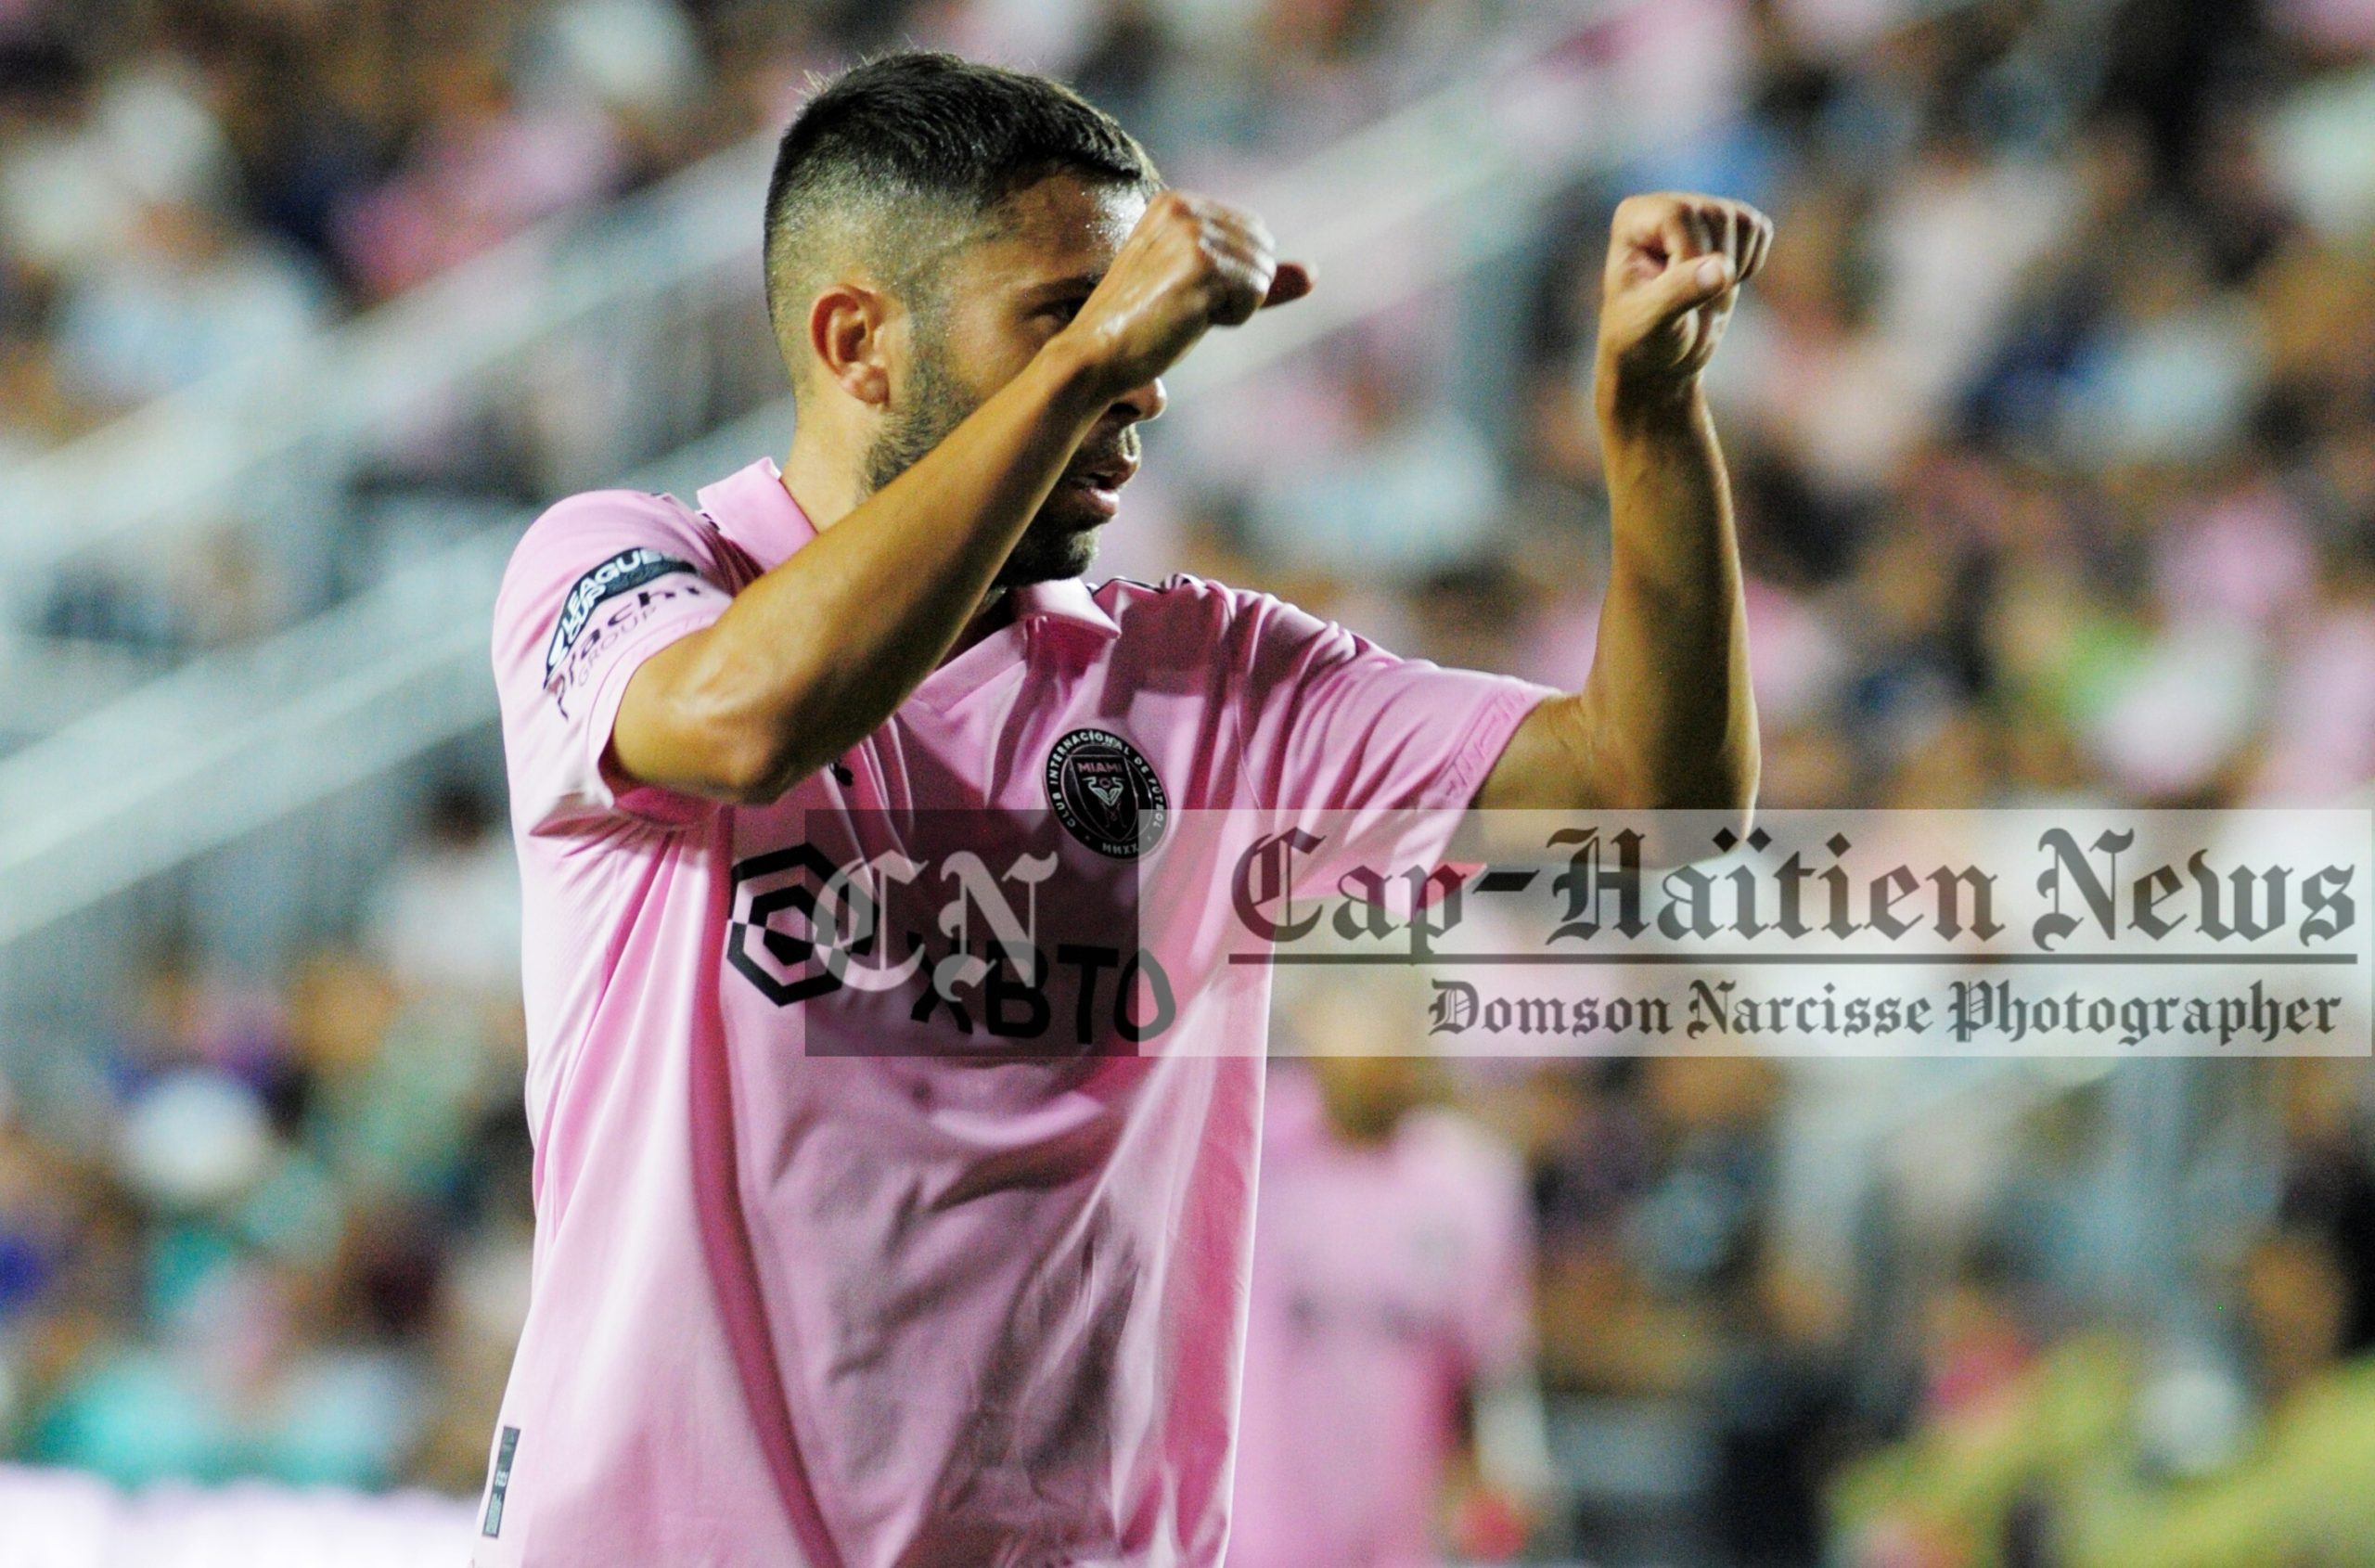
[611,190,1313,803]
[1477,192,1768,818]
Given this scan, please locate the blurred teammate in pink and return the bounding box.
[479,50,1765,1568]
[1227,1047,1548,1568]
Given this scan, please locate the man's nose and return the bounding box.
[1114,375,1167,424]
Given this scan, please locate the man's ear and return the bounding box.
[806,281,893,406]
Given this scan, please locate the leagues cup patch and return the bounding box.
[1046,728,1167,859]
[546,547,697,677]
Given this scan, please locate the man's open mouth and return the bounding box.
[1063,455,1138,517]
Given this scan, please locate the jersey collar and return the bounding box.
[696,456,815,568]
[698,456,1120,642]
[1010,574,1120,642]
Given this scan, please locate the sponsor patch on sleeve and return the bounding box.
[546,547,698,678]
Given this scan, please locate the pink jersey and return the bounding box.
[476,457,1552,1568]
[1225,1067,1535,1568]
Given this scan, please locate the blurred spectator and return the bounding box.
[329,51,623,302]
[1243,339,1507,585]
[50,194,326,409]
[1704,1250,1852,1568]
[363,780,523,1006]
[2275,1060,2375,1356]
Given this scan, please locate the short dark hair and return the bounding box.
[763,52,1161,382]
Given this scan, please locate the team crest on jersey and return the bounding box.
[1046,727,1167,859]
[545,547,696,676]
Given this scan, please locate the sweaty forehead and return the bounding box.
[958,174,1147,291]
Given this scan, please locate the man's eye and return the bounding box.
[1044,298,1085,325]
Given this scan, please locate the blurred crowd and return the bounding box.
[0,780,530,1498]
[3,0,718,458]
[1149,0,2375,816]
[4,0,2375,1564]
[0,0,1527,660]
[0,0,1508,458]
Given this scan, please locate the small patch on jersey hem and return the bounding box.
[481,1425,520,1537]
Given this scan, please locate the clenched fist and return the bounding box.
[1054,189,1314,402]
[1596,192,1772,414]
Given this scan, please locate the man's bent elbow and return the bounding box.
[702,698,865,803]
[630,631,847,804]
[703,734,800,804]
[617,683,811,807]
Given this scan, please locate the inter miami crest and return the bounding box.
[1045,727,1167,859]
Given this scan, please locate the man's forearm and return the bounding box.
[614,338,1111,800]
[1579,380,1758,811]
[1473,192,1767,817]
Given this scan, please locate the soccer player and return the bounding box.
[1226,1044,1548,1568]
[481,51,1765,1568]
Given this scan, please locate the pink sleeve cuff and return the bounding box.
[1413,680,1558,812]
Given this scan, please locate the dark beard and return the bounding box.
[861,339,1111,589]
[996,516,1103,586]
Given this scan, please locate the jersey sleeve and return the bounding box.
[492,490,738,832]
[1226,585,1557,875]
